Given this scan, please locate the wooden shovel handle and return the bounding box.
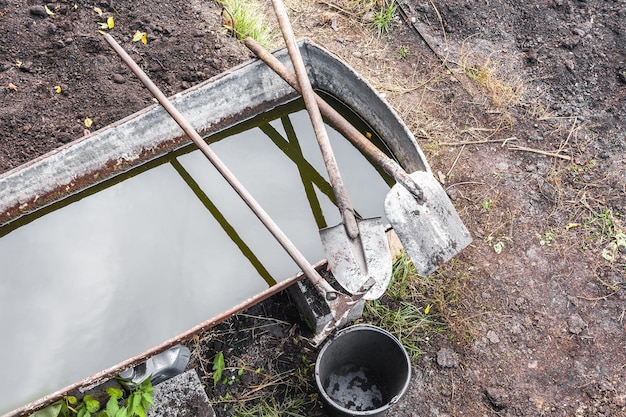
[244,37,425,203]
[271,0,362,239]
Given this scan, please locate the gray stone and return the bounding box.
[29,5,47,17]
[567,313,587,335]
[112,73,126,84]
[487,330,500,344]
[485,387,508,410]
[18,60,33,73]
[149,369,214,417]
[436,348,459,368]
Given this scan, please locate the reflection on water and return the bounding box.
[0,101,392,414]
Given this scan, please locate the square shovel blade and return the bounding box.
[319,217,392,300]
[384,171,472,276]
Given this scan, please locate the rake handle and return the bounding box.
[103,34,337,300]
[244,38,425,203]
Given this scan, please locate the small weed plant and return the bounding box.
[583,208,626,263]
[602,230,626,263]
[212,351,226,386]
[32,378,153,417]
[486,235,511,254]
[536,231,554,246]
[211,351,262,388]
[584,207,619,241]
[369,0,398,37]
[397,45,409,59]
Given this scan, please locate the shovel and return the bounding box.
[103,34,374,345]
[244,38,472,276]
[271,0,392,300]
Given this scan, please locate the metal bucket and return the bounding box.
[315,324,411,416]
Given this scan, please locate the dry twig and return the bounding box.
[446,144,465,178]
[439,137,517,146]
[508,144,571,160]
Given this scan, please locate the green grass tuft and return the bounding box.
[219,0,277,49]
[369,1,398,38]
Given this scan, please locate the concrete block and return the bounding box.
[289,229,402,337]
[149,369,214,417]
[288,270,365,336]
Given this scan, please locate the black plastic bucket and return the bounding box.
[315,324,411,416]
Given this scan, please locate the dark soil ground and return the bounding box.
[2,0,626,416]
[0,0,248,172]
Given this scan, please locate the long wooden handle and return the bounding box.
[271,0,361,239]
[244,37,425,202]
[103,34,337,299]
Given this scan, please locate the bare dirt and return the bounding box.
[2,0,626,416]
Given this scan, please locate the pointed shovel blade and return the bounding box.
[385,171,472,276]
[320,217,392,300]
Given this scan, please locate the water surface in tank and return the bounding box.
[0,98,395,413]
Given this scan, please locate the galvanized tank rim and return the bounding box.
[0,39,429,227]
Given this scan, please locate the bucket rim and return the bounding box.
[314,324,412,416]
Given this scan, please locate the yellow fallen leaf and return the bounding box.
[8,83,17,91]
[54,85,62,94]
[107,16,114,29]
[84,118,93,128]
[93,6,102,17]
[566,223,580,231]
[424,303,431,314]
[132,30,148,44]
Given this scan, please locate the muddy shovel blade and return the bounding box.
[320,217,392,300]
[311,276,376,346]
[385,171,472,276]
